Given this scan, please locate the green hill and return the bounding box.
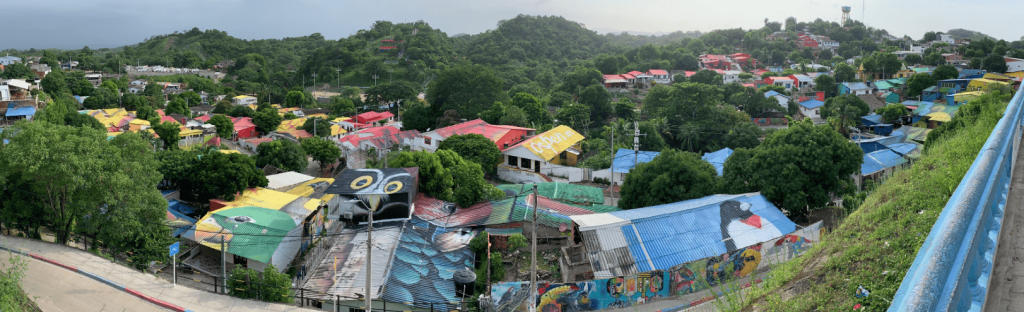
[946,28,993,41]
[461,15,614,65]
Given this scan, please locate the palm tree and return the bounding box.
[826,99,861,137]
[676,124,701,152]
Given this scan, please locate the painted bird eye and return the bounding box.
[384,181,403,194]
[351,176,373,189]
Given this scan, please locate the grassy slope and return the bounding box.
[732,96,1009,311]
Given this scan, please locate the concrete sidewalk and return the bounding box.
[0,235,318,312]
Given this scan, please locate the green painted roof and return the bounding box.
[496,182,604,204]
[568,203,623,213]
[211,206,297,263]
[912,67,930,73]
[874,81,894,90]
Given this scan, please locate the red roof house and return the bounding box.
[231,117,257,140]
[355,111,395,125]
[418,119,535,152]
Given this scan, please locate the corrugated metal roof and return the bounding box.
[612,148,660,173]
[887,143,917,156]
[496,182,604,204]
[301,224,402,300]
[862,113,883,124]
[799,99,825,109]
[862,149,907,175]
[182,206,297,263]
[574,193,795,275]
[266,172,317,190]
[5,106,35,117]
[380,218,475,310]
[701,147,733,176]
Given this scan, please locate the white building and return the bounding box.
[648,69,671,84]
[798,99,825,119]
[938,34,955,44]
[722,70,742,84]
[233,95,258,105]
[763,91,790,111]
[1005,57,1024,73]
[0,82,9,101]
[499,126,584,184]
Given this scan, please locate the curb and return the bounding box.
[2,244,192,312]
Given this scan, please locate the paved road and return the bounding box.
[984,138,1024,311]
[0,235,317,312]
[1,251,166,312]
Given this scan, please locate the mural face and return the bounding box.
[380,218,476,311]
[719,200,781,252]
[325,168,415,224]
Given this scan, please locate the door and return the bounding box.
[535,160,541,173]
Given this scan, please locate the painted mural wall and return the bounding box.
[485,221,823,312]
[489,271,671,312]
[324,168,418,224]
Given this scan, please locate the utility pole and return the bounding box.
[610,129,615,204]
[529,184,539,312]
[365,206,374,312]
[221,239,227,293]
[372,74,379,86]
[336,68,342,93]
[312,72,318,97]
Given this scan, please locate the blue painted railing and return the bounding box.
[889,83,1024,311]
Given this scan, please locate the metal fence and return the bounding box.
[888,83,1024,311]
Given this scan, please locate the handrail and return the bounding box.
[889,83,1024,311]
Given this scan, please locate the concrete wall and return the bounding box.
[497,165,549,184]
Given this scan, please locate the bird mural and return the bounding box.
[380,217,477,311]
[719,200,781,252]
[192,217,234,245]
[327,169,414,224]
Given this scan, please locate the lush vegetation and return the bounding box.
[227,263,294,303]
[730,90,1011,311]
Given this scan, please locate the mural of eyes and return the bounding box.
[351,175,374,189]
[384,181,403,194]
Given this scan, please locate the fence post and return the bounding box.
[337,294,340,312]
[300,288,304,307]
[214,276,218,294]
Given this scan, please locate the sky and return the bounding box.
[4,0,1020,50]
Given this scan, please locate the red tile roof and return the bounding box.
[430,119,534,150]
[647,69,668,75]
[355,111,395,124]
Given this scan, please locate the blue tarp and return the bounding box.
[6,106,35,118]
[857,141,889,154]
[167,200,197,237]
[862,113,882,126]
[799,99,824,109]
[701,147,734,176]
[595,193,796,272]
[612,148,660,173]
[763,90,786,98]
[887,143,917,156]
[862,149,907,175]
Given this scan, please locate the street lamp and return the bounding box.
[372,74,379,86]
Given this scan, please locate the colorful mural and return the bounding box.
[380,217,477,310]
[324,168,417,224]
[489,271,671,312]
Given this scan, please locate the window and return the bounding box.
[815,109,820,115]
[520,157,532,169]
[424,137,432,146]
[508,156,518,166]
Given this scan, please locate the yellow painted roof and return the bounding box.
[277,118,307,132]
[331,117,351,123]
[925,112,952,122]
[179,129,204,137]
[129,119,151,125]
[215,187,321,214]
[330,124,347,136]
[234,95,255,99]
[285,178,335,198]
[305,113,328,119]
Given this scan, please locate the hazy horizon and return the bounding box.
[3,0,1018,50]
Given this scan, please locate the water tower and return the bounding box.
[841,6,851,27]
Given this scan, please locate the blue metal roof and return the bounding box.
[5,106,35,118]
[381,217,475,311]
[575,193,796,274]
[857,141,889,154]
[862,113,882,125]
[862,149,907,175]
[763,90,788,98]
[616,194,795,271]
[701,147,733,176]
[887,143,917,156]
[799,99,825,109]
[612,148,660,173]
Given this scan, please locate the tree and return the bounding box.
[135,104,157,121]
[690,69,724,86]
[401,102,434,131]
[253,108,283,135]
[121,93,146,111]
[818,49,833,61]
[152,121,181,149]
[721,121,763,149]
[833,63,856,83]
[364,83,416,107]
[186,152,268,202]
[876,104,909,124]
[906,73,936,98]
[556,102,592,135]
[577,85,611,122]
[426,65,507,120]
[165,98,189,115]
[820,94,870,137]
[208,114,234,140]
[499,106,529,127]
[813,74,837,97]
[330,96,356,116]
[619,149,720,209]
[722,118,861,219]
[922,31,937,42]
[509,92,553,126]
[932,65,959,81]
[388,150,503,207]
[903,54,923,65]
[438,134,503,176]
[300,117,330,137]
[40,69,68,96]
[213,100,232,114]
[254,139,308,172]
[982,53,1009,73]
[0,62,34,79]
[731,88,783,118]
[65,112,105,130]
[285,91,306,108]
[738,73,754,80]
[301,137,341,171]
[228,105,254,118]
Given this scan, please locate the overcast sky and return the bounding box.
[4,0,1019,50]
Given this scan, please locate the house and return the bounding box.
[967,78,1010,92]
[959,69,987,79]
[763,90,790,110]
[839,82,872,96]
[766,76,794,89]
[788,74,813,89]
[942,53,964,64]
[730,53,758,69]
[231,117,257,140]
[602,74,629,88]
[414,119,535,152]
[189,104,214,116]
[701,148,733,176]
[337,126,416,154]
[569,193,797,278]
[648,69,671,84]
[354,111,395,125]
[127,85,145,94]
[499,126,584,184]
[872,80,896,92]
[893,51,923,61]
[882,91,901,104]
[0,56,21,66]
[632,71,653,85]
[938,34,955,44]
[1005,57,1024,73]
[130,79,147,86]
[29,64,50,79]
[495,182,606,206]
[699,54,741,71]
[722,70,742,84]
[232,95,257,105]
[797,99,825,119]
[5,103,35,122]
[0,82,9,101]
[857,149,908,189]
[597,148,661,183]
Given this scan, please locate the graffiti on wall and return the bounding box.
[380,217,477,311]
[490,271,671,312]
[324,168,417,224]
